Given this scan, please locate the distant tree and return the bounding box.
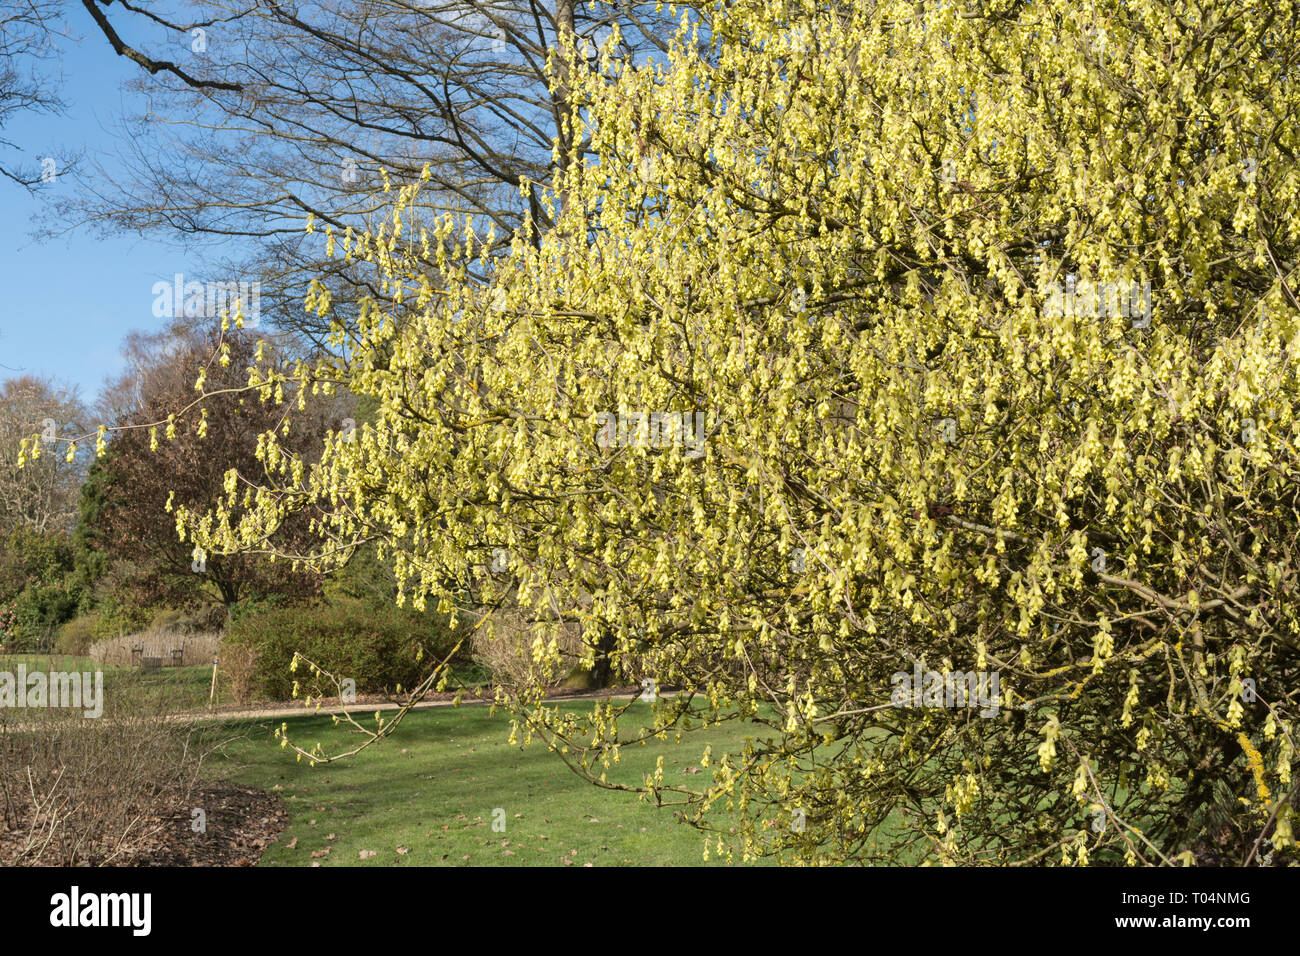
[80,322,343,611]
[0,376,89,534]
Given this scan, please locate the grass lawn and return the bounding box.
[1,653,493,713]
[0,653,216,710]
[206,702,774,866]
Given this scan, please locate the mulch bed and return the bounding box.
[129,781,289,866]
[0,780,288,867]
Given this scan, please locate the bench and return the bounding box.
[132,641,186,671]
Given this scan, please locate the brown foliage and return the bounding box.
[85,323,346,609]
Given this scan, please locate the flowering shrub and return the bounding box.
[134,0,1300,864]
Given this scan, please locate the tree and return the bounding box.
[0,378,90,649]
[0,376,89,534]
[78,322,339,612]
[0,0,74,190]
[0,523,80,651]
[156,0,1300,865]
[49,0,686,349]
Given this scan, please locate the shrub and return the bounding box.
[172,0,1300,864]
[8,579,80,651]
[470,606,587,690]
[226,592,289,625]
[217,640,260,705]
[55,614,98,657]
[0,680,210,865]
[0,527,80,649]
[150,608,185,633]
[0,526,73,604]
[225,599,460,701]
[0,601,16,650]
[150,603,227,635]
[86,591,152,643]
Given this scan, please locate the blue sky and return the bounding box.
[0,7,653,408]
[0,6,219,406]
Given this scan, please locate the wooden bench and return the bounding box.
[133,640,186,670]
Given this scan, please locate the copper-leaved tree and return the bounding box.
[79,324,336,613]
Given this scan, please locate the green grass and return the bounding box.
[1,652,98,671]
[0,654,216,710]
[206,702,771,866]
[2,651,490,714]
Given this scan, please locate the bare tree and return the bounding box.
[0,376,89,534]
[0,0,79,191]
[46,0,684,348]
